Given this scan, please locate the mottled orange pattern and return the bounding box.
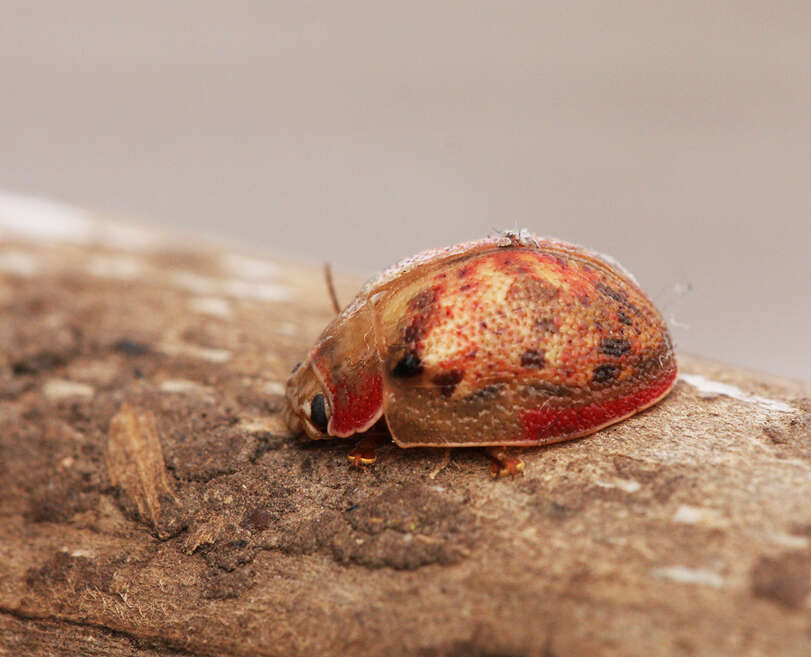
[286,233,676,448]
[382,248,669,393]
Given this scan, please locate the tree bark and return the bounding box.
[1,206,809,657]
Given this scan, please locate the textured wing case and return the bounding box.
[372,241,676,447]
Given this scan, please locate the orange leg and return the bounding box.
[486,446,525,478]
[347,434,385,467]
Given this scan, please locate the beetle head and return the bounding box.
[284,359,332,440]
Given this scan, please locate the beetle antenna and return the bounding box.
[324,263,341,315]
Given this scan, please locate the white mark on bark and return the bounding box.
[171,270,289,301]
[595,478,641,493]
[96,221,159,250]
[672,505,728,528]
[768,533,810,550]
[43,379,95,400]
[275,322,299,336]
[159,379,213,399]
[0,249,41,276]
[171,271,219,295]
[189,296,232,317]
[160,342,232,363]
[86,255,144,279]
[239,416,292,436]
[222,279,289,302]
[65,548,95,558]
[221,253,279,279]
[650,566,724,588]
[262,381,286,396]
[679,373,794,413]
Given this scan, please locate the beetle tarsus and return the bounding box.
[347,434,384,467]
[486,446,525,478]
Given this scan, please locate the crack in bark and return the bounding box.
[0,606,202,656]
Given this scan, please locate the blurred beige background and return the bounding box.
[1,2,809,380]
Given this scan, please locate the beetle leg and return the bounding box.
[486,446,525,478]
[347,434,384,467]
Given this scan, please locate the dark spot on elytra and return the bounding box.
[592,363,620,384]
[506,277,559,304]
[403,324,422,344]
[520,349,546,368]
[403,286,441,346]
[457,266,472,279]
[634,352,671,375]
[431,370,464,397]
[465,382,505,401]
[596,282,640,315]
[310,393,329,433]
[596,282,625,303]
[408,288,437,311]
[600,337,631,357]
[392,351,423,378]
[529,382,575,397]
[617,310,633,325]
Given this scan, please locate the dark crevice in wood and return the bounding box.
[0,607,202,657]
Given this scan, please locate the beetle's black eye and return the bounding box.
[310,393,329,433]
[291,361,302,374]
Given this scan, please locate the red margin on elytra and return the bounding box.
[520,369,677,443]
[327,373,384,437]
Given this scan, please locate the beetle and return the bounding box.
[283,231,677,476]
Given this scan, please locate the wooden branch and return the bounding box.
[1,202,809,656]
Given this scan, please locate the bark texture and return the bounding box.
[1,214,810,657]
